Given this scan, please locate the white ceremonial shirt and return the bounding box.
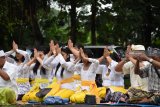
[123,61,149,91]
[75,58,99,91]
[96,61,124,87]
[0,61,18,97]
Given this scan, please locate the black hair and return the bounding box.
[61,47,71,54]
[36,46,49,55]
[110,52,121,62]
[33,60,46,75]
[54,47,71,78]
[32,46,48,75]
[74,43,84,50]
[14,47,26,62]
[30,49,34,58]
[83,48,94,58]
[14,53,25,62]
[53,40,59,45]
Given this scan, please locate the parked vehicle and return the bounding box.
[84,45,125,62]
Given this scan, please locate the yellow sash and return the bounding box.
[72,75,81,80]
[16,78,29,83]
[108,86,127,94]
[60,77,74,84]
[45,77,74,98]
[34,78,49,84]
[81,81,99,96]
[81,80,100,104]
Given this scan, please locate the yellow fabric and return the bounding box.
[70,90,87,103]
[47,77,58,88]
[109,86,127,94]
[81,81,99,96]
[60,77,74,84]
[98,87,107,98]
[35,78,49,84]
[97,86,127,99]
[73,75,81,80]
[70,81,100,104]
[54,89,74,99]
[16,78,29,83]
[52,77,58,83]
[44,82,61,98]
[22,78,50,102]
[45,77,74,98]
[22,84,42,102]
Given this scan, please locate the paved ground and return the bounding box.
[0,101,157,107]
[5,102,158,107]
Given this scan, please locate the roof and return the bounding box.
[84,45,121,50]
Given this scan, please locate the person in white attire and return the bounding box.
[44,46,76,99]
[22,47,52,102]
[67,39,84,91]
[70,48,100,103]
[5,41,30,100]
[0,50,18,105]
[115,45,149,91]
[96,47,126,99]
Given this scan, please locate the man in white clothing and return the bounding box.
[0,50,18,105]
[115,45,149,91]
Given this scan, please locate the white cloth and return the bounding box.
[131,45,145,51]
[0,50,5,57]
[96,61,124,87]
[70,54,76,62]
[53,54,75,90]
[0,61,18,97]
[5,49,31,94]
[123,61,149,91]
[43,55,57,80]
[43,53,75,90]
[74,58,99,91]
[12,49,30,95]
[16,64,31,94]
[28,62,51,89]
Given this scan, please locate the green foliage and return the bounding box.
[0,0,160,50]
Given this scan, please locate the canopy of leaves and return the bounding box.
[0,0,160,50]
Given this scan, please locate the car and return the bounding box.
[84,45,125,62]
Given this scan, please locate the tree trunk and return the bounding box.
[29,0,44,46]
[143,5,152,48]
[30,14,44,45]
[91,0,97,45]
[70,0,77,44]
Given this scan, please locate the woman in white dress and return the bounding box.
[5,41,30,100]
[44,46,76,99]
[70,48,100,103]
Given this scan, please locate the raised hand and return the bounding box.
[127,45,131,52]
[80,48,85,59]
[103,46,110,58]
[50,40,56,55]
[49,40,53,49]
[34,48,38,58]
[138,53,149,61]
[68,39,73,49]
[125,45,132,60]
[125,51,131,61]
[38,51,44,59]
[12,41,18,51]
[56,47,61,55]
